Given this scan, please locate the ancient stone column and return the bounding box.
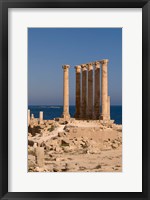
[74,65,81,118]
[87,63,93,119]
[28,109,30,126]
[94,62,100,119]
[39,111,43,124]
[62,65,70,120]
[107,96,110,120]
[31,113,34,119]
[101,59,109,120]
[81,64,87,119]
[35,147,44,167]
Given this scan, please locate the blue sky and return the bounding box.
[28,28,122,105]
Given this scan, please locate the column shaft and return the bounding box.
[81,65,87,119]
[28,109,30,126]
[62,65,70,120]
[35,147,44,167]
[39,111,43,124]
[107,96,110,120]
[87,64,93,119]
[94,62,100,119]
[74,66,81,118]
[101,59,109,120]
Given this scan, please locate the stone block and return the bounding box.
[35,147,44,167]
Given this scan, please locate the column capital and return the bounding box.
[95,61,101,69]
[81,64,87,71]
[75,65,81,73]
[62,65,70,69]
[101,59,109,65]
[87,63,93,71]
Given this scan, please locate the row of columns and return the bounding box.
[28,110,43,125]
[62,59,110,121]
[74,60,110,120]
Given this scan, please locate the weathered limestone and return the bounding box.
[31,113,34,119]
[28,109,30,125]
[101,59,109,120]
[81,64,87,119]
[107,96,110,120]
[94,62,100,119]
[87,63,93,119]
[35,147,44,167]
[62,65,70,120]
[63,58,111,122]
[39,111,43,124]
[74,65,81,118]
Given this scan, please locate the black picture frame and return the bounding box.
[0,0,150,199]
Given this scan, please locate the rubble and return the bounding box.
[28,119,122,172]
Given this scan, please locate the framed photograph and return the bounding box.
[0,0,150,199]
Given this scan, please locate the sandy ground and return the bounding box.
[28,119,122,172]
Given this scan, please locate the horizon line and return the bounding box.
[28,104,122,106]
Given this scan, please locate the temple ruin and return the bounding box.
[62,59,111,121]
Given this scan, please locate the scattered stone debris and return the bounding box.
[28,119,122,172]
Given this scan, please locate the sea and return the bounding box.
[28,105,122,124]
